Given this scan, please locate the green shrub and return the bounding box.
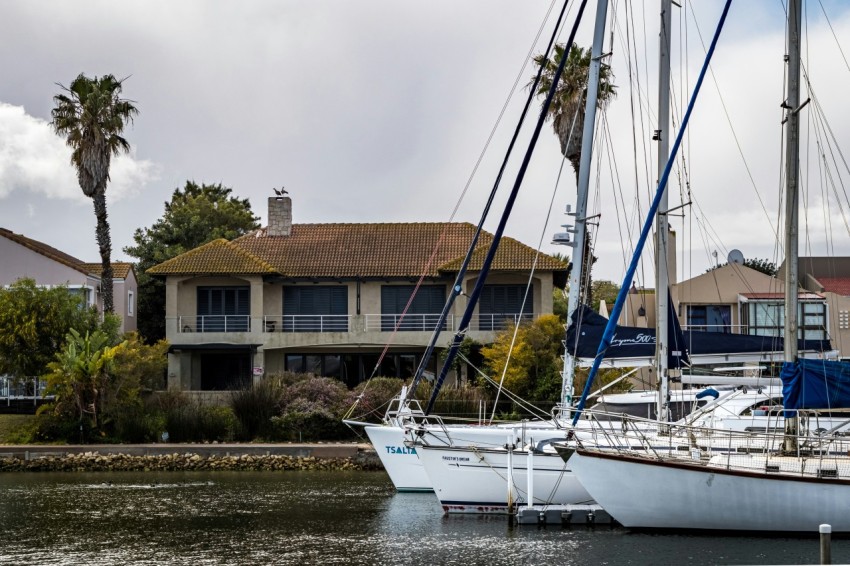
[268,375,353,441]
[346,377,404,422]
[113,404,166,443]
[270,409,352,441]
[415,383,493,422]
[149,390,235,443]
[199,405,237,442]
[30,406,94,443]
[229,376,286,440]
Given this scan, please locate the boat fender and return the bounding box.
[695,388,720,400]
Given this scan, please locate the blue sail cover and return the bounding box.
[566,304,832,364]
[781,359,850,411]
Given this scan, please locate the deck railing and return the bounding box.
[263,315,351,333]
[178,315,251,333]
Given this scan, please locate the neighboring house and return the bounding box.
[0,227,138,334]
[785,257,850,358]
[148,196,568,391]
[621,261,837,358]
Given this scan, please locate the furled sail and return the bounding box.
[566,304,832,366]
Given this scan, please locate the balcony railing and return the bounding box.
[174,312,538,334]
[364,314,454,332]
[263,315,350,333]
[179,315,251,333]
[471,313,534,331]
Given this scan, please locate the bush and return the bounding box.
[229,376,286,440]
[346,377,405,422]
[415,382,493,422]
[270,409,352,441]
[268,376,353,441]
[149,390,235,443]
[112,402,165,443]
[30,405,94,443]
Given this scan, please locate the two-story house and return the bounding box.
[148,196,568,391]
[0,227,138,333]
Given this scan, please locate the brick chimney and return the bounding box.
[268,196,292,236]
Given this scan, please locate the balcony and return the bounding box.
[364,314,454,332]
[263,315,351,333]
[179,315,251,333]
[173,312,537,335]
[473,313,533,331]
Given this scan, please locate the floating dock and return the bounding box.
[515,504,613,526]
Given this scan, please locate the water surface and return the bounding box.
[0,470,844,565]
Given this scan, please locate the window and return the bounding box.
[380,285,446,331]
[283,286,348,332]
[686,305,731,333]
[801,301,828,341]
[127,291,135,317]
[68,287,93,308]
[743,300,826,340]
[284,352,423,387]
[478,285,533,331]
[197,286,250,332]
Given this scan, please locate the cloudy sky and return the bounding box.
[1,1,849,285]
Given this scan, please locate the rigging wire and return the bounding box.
[343,0,562,417]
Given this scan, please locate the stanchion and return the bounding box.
[820,523,831,565]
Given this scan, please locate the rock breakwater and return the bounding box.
[0,450,383,472]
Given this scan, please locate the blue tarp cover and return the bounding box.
[781,359,850,411]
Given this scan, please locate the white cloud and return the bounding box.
[0,101,158,201]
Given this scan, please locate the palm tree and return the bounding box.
[52,74,138,314]
[533,43,616,307]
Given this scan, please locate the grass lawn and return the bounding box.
[0,414,34,443]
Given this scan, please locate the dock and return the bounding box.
[515,504,613,526]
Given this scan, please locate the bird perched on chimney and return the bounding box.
[273,187,282,196]
[281,186,288,195]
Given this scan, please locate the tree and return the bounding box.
[0,279,102,380]
[44,329,126,434]
[533,43,616,309]
[51,74,139,314]
[591,280,621,312]
[480,314,564,406]
[707,257,778,277]
[124,181,260,342]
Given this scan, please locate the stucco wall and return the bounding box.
[0,237,96,290]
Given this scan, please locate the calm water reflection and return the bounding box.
[0,470,845,565]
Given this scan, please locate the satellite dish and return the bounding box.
[728,249,745,265]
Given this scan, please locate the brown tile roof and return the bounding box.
[437,235,567,272]
[0,227,91,275]
[147,223,567,279]
[147,239,277,275]
[81,262,134,279]
[816,277,850,296]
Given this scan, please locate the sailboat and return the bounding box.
[565,0,850,532]
[404,0,810,513]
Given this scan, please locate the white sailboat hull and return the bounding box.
[417,444,593,513]
[363,425,432,492]
[570,449,850,532]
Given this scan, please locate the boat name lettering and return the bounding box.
[441,456,470,462]
[610,333,655,347]
[385,445,417,455]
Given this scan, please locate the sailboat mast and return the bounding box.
[561,0,609,411]
[654,0,673,424]
[783,0,802,360]
[783,0,802,450]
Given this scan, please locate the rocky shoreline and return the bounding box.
[0,447,383,473]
